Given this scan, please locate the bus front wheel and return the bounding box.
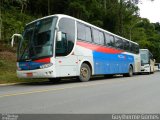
[78,63,91,82]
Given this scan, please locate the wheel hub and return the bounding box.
[81,68,88,79]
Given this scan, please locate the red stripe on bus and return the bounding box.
[77,41,123,54]
[34,58,51,63]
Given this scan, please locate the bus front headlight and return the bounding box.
[40,63,53,69]
[144,64,149,68]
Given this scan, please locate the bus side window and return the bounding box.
[92,28,99,44]
[92,28,104,45]
[135,45,140,54]
[77,23,85,41]
[99,31,105,45]
[105,33,114,47]
[85,26,92,42]
[130,43,139,54]
[123,40,130,51]
[77,23,92,42]
[130,43,134,53]
[114,37,124,49]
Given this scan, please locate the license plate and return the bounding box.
[26,73,33,77]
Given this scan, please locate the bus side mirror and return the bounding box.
[57,31,62,41]
[11,36,14,47]
[11,34,23,47]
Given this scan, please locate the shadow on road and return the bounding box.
[18,75,124,86]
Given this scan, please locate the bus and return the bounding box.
[158,63,160,71]
[11,14,141,82]
[140,49,155,74]
[154,63,160,71]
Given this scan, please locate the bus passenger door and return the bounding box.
[55,32,78,77]
[55,17,78,77]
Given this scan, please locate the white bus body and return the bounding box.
[140,49,155,74]
[12,14,141,82]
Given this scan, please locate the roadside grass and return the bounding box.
[0,59,47,84]
[0,45,47,84]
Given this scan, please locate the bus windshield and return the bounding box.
[18,17,57,61]
[140,50,149,64]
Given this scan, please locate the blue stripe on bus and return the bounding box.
[18,58,51,70]
[18,62,45,70]
[93,51,134,75]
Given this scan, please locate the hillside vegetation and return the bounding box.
[0,0,160,62]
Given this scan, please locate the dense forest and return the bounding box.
[0,0,160,62]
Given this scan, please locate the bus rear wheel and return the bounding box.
[124,66,133,77]
[78,63,91,82]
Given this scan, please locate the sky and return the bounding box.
[138,0,160,23]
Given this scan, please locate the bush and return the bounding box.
[0,60,5,67]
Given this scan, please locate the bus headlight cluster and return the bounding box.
[40,63,53,69]
[144,65,149,68]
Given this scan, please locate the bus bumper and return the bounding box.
[17,67,56,78]
[141,65,150,73]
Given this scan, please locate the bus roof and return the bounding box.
[26,14,139,45]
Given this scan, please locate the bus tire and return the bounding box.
[49,78,61,83]
[124,65,133,77]
[78,63,91,82]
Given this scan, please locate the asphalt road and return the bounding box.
[0,72,160,114]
